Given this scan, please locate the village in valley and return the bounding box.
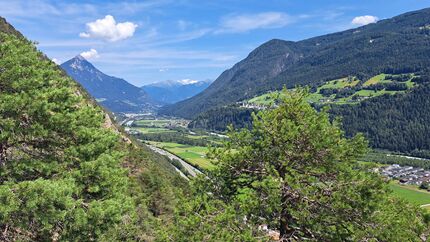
[380,164,430,188]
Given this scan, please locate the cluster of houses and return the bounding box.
[380,164,430,186]
[237,101,267,110]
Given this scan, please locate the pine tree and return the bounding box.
[0,33,133,240]
[176,89,427,241]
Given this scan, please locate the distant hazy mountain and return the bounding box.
[142,79,211,104]
[61,56,155,113]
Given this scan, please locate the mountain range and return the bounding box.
[160,7,430,118]
[61,56,212,113]
[61,56,156,113]
[142,79,212,104]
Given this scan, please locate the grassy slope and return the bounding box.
[322,77,360,88]
[363,74,388,86]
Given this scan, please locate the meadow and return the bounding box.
[148,141,215,170]
[389,182,430,208]
[130,118,218,170]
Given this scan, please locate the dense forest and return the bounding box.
[161,7,430,118]
[330,82,430,158]
[188,106,255,131]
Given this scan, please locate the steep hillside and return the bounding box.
[142,79,211,104]
[161,7,430,118]
[61,56,156,113]
[0,18,184,241]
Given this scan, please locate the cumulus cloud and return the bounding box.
[80,49,99,59]
[79,15,137,42]
[217,12,292,33]
[351,15,378,26]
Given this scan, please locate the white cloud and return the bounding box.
[217,12,293,33]
[159,68,169,72]
[80,49,99,59]
[351,15,378,26]
[79,15,138,42]
[51,58,60,64]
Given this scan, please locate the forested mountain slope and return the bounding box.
[61,56,155,113]
[188,106,255,131]
[330,82,430,157]
[161,7,430,118]
[0,18,184,241]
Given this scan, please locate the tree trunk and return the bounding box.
[279,182,295,241]
[279,200,295,240]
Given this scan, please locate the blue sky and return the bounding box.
[1,0,429,86]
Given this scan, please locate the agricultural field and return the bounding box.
[128,117,223,170]
[389,182,430,208]
[134,119,188,128]
[148,141,215,170]
[321,76,360,89]
[247,73,417,106]
[363,74,390,86]
[130,118,188,134]
[247,91,284,105]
